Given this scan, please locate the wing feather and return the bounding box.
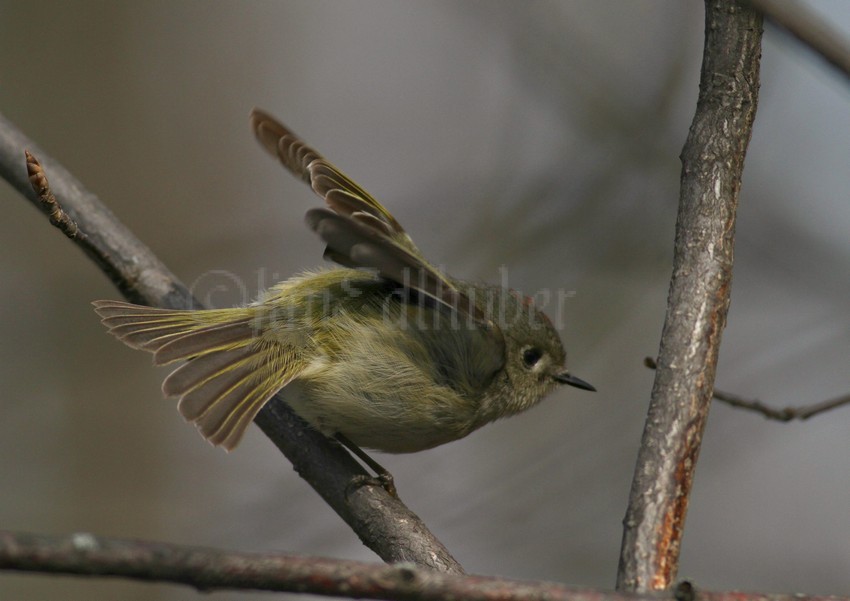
[307,208,483,320]
[250,109,491,326]
[250,109,410,247]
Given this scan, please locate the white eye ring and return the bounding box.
[522,347,543,369]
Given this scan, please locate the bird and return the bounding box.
[93,109,595,455]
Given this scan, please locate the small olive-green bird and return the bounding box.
[93,109,594,453]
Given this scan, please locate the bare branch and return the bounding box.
[1,530,847,601]
[0,111,462,573]
[644,358,850,421]
[617,2,763,592]
[712,388,850,421]
[748,0,850,83]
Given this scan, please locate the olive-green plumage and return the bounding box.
[93,110,593,452]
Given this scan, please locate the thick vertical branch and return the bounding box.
[617,1,762,592]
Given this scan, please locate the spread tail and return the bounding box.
[93,300,303,450]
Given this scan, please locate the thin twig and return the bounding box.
[617,1,763,593]
[0,530,846,601]
[0,111,462,573]
[644,358,850,421]
[748,0,850,83]
[712,388,850,421]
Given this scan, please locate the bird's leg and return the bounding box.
[335,433,398,498]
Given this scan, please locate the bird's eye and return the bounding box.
[522,347,543,369]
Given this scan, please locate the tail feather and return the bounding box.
[94,301,202,351]
[93,300,254,355]
[169,349,265,418]
[200,376,284,449]
[153,320,255,365]
[163,347,262,397]
[111,322,207,351]
[220,384,283,449]
[190,345,303,449]
[93,300,305,451]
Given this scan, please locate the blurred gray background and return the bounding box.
[1,1,849,599]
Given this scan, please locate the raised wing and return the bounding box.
[250,108,486,323]
[305,208,483,321]
[250,109,415,252]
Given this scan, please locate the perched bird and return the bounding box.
[93,109,594,454]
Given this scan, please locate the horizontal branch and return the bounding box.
[1,530,846,601]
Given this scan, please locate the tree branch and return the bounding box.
[1,530,846,601]
[644,358,850,422]
[748,0,850,83]
[712,388,850,421]
[0,112,462,573]
[617,2,762,592]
